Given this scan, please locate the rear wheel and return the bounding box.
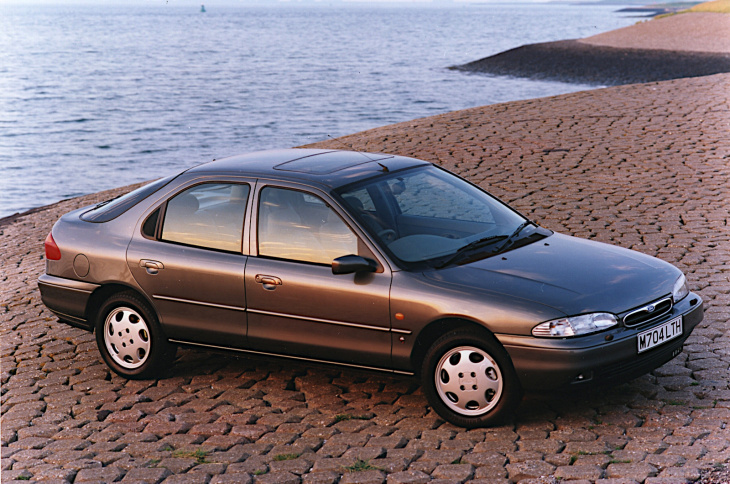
[422,328,522,428]
[95,292,175,379]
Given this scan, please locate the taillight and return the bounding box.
[44,232,62,260]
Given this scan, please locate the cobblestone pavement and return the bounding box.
[2,73,730,484]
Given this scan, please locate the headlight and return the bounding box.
[672,274,689,302]
[532,313,618,337]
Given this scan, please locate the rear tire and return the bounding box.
[422,328,522,428]
[95,292,175,379]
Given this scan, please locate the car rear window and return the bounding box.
[80,175,178,223]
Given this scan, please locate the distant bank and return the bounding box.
[453,11,730,86]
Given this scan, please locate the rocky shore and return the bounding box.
[454,12,730,86]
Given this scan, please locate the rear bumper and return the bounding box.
[38,274,98,331]
[499,293,704,390]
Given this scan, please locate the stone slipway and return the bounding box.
[454,12,730,86]
[2,73,730,483]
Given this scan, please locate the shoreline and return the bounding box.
[0,183,149,229]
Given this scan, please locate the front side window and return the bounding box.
[257,187,358,265]
[161,183,249,252]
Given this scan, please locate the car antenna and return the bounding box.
[327,135,389,172]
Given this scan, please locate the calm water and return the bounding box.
[0,3,637,218]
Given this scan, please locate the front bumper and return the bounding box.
[38,274,99,331]
[499,292,704,390]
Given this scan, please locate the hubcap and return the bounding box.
[435,345,503,416]
[104,306,151,369]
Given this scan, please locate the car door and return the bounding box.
[244,183,394,369]
[126,181,252,348]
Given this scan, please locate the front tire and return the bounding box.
[422,329,522,428]
[95,292,175,379]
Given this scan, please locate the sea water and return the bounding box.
[0,3,638,218]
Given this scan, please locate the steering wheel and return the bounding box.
[378,229,397,242]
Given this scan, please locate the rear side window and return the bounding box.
[161,183,250,252]
[81,175,177,223]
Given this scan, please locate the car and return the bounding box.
[39,148,703,428]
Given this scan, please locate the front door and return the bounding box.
[244,184,393,369]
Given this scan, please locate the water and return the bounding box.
[0,3,637,218]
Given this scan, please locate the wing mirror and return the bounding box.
[332,255,378,275]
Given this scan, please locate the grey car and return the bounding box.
[39,149,704,428]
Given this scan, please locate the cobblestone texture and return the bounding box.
[2,73,730,483]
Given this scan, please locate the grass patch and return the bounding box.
[572,450,611,458]
[254,469,269,476]
[609,459,632,464]
[343,459,380,472]
[335,414,372,423]
[687,0,730,13]
[172,448,210,465]
[274,453,301,461]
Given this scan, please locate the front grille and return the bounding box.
[623,297,673,328]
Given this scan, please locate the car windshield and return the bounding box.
[337,165,545,269]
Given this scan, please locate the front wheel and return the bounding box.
[95,292,175,379]
[422,329,522,428]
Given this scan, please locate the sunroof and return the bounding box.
[274,151,392,174]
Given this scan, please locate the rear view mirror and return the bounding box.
[332,255,378,275]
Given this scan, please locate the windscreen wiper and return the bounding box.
[435,234,508,269]
[491,220,535,256]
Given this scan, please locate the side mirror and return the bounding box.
[332,255,378,275]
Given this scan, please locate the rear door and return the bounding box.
[127,181,252,347]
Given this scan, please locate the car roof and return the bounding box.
[186,149,431,189]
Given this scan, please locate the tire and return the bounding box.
[421,328,522,428]
[95,292,175,379]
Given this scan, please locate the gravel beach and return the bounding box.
[455,12,730,86]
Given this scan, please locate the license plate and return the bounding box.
[637,317,682,353]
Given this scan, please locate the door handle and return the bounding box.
[139,259,164,275]
[255,274,282,289]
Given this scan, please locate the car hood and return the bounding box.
[424,233,680,316]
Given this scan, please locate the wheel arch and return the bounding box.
[410,317,503,377]
[85,283,159,333]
